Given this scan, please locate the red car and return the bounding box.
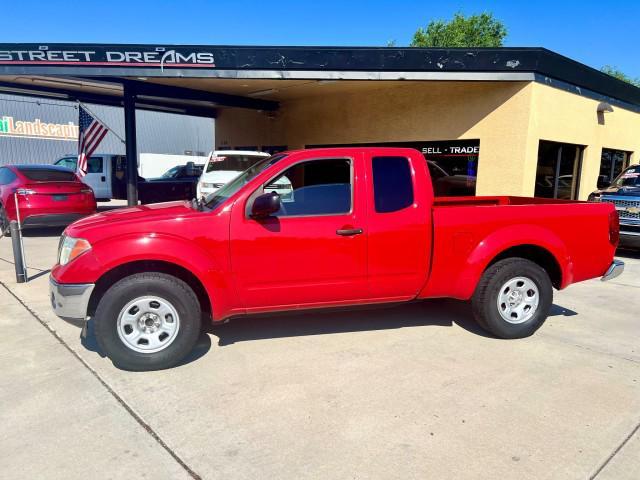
[49,147,622,371]
[0,165,97,234]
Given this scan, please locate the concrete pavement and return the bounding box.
[0,229,638,479]
[0,278,193,479]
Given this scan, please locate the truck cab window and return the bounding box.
[87,157,103,174]
[268,158,351,216]
[372,156,414,213]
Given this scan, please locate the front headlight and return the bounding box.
[58,235,92,266]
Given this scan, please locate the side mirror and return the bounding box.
[251,192,281,219]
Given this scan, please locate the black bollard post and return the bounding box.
[9,220,27,283]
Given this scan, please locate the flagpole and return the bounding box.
[77,101,126,144]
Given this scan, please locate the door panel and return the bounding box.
[365,150,432,299]
[85,157,108,199]
[230,154,368,310]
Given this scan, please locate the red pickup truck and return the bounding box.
[49,147,623,371]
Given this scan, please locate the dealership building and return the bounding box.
[0,43,639,202]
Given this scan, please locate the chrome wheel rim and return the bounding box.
[116,296,180,353]
[497,277,539,324]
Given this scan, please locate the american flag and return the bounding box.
[77,105,108,177]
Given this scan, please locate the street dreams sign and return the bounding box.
[0,45,216,68]
[0,115,78,141]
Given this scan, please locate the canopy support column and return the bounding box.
[123,84,138,206]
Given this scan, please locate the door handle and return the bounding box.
[101,176,106,182]
[336,228,363,236]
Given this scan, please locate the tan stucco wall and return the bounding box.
[215,80,640,198]
[525,82,640,199]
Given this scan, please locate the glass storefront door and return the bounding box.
[534,141,584,200]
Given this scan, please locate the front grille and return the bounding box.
[602,197,640,220]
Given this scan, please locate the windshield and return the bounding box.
[206,154,267,173]
[161,166,181,178]
[204,154,287,210]
[611,165,640,188]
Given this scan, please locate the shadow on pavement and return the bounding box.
[28,269,51,281]
[210,299,490,346]
[210,299,581,346]
[73,299,578,364]
[548,304,578,317]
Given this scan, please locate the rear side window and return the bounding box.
[372,156,414,213]
[17,168,77,182]
[87,157,103,173]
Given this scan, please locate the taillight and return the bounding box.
[609,210,620,246]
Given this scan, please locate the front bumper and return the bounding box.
[49,276,94,320]
[601,260,625,282]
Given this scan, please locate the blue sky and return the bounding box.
[1,0,638,77]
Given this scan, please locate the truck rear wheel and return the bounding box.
[94,272,202,371]
[471,258,553,339]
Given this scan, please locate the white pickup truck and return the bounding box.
[197,150,292,200]
[55,153,127,201]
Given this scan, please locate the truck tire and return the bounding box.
[94,272,202,371]
[471,258,553,339]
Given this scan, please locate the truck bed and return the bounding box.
[422,195,617,300]
[433,195,583,208]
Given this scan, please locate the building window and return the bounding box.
[372,156,414,213]
[534,141,584,200]
[599,149,631,188]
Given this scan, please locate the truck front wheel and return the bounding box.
[94,272,202,371]
[471,258,553,339]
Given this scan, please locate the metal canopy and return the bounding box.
[0,44,639,106]
[0,76,279,118]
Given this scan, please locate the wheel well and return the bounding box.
[87,260,212,319]
[489,245,562,289]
